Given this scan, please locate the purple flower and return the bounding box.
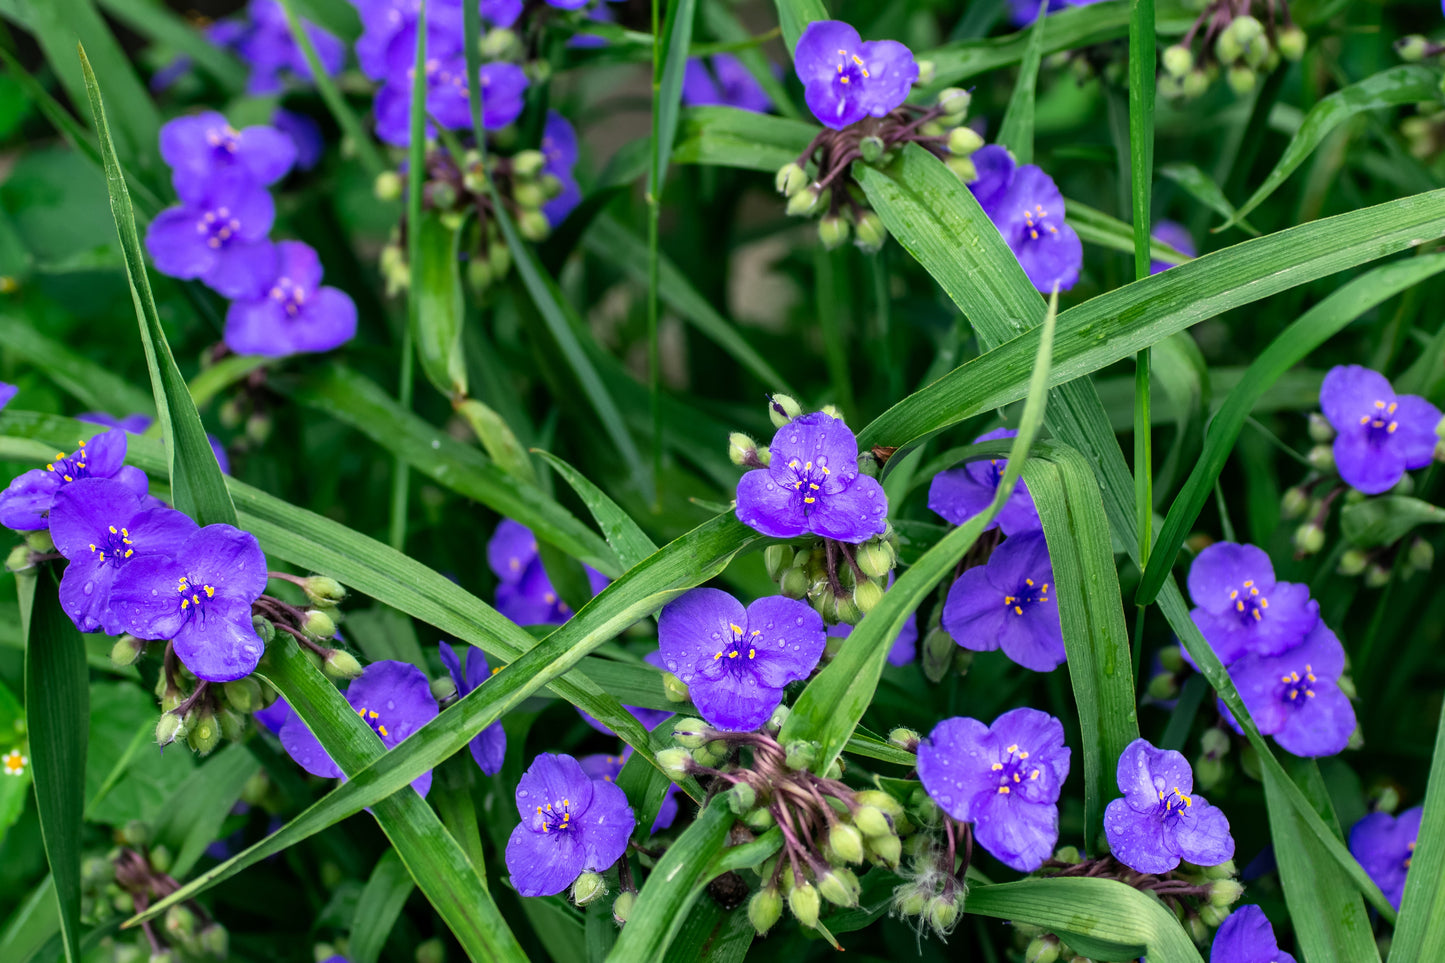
[438,642,506,775]
[942,532,1064,671]
[159,111,296,202]
[1007,0,1069,26]
[1320,365,1442,495]
[373,60,527,146]
[0,429,150,531]
[794,20,918,130]
[486,519,609,625]
[927,428,1040,536]
[1187,542,1318,665]
[967,146,1082,292]
[657,588,825,732]
[826,574,918,665]
[1150,220,1196,275]
[273,108,325,171]
[109,524,269,682]
[682,54,774,113]
[237,0,345,95]
[917,708,1070,872]
[279,660,439,796]
[1228,620,1355,757]
[48,478,199,635]
[541,111,581,227]
[1210,904,1297,963]
[735,412,889,543]
[145,171,277,299]
[0,383,15,410]
[77,412,231,475]
[255,696,292,733]
[225,241,358,357]
[480,0,523,28]
[579,747,681,834]
[967,144,1015,212]
[1104,738,1234,874]
[1348,805,1421,910]
[505,752,634,896]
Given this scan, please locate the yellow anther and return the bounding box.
[730,623,745,635]
[1289,689,1298,700]
[748,648,756,658]
[1237,600,1245,612]
[204,585,215,597]
[1013,773,1021,782]
[713,652,723,660]
[728,650,739,658]
[1026,579,1034,586]
[1019,750,1029,758]
[124,549,132,558]
[1014,605,1023,615]
[991,762,1004,771]
[1360,416,1371,425]
[369,710,380,719]
[997,785,1010,794]
[1030,770,1040,779]
[1304,690,1315,698]
[1244,580,1254,587]
[1007,744,1018,753]
[378,725,388,737]
[109,526,118,534]
[1252,609,1262,621]
[181,598,189,609]
[803,496,816,504]
[89,543,96,552]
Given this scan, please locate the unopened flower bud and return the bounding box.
[766,703,790,733]
[480,27,520,60]
[1182,69,1211,99]
[1337,548,1369,577]
[1226,65,1257,95]
[110,635,146,668]
[692,741,728,768]
[1147,672,1180,702]
[1194,754,1225,791]
[779,566,809,599]
[787,881,820,927]
[1162,44,1193,78]
[945,127,985,159]
[163,904,198,946]
[1396,35,1430,63]
[775,162,808,197]
[915,59,936,85]
[518,210,551,242]
[726,782,757,815]
[926,892,961,934]
[945,154,978,182]
[853,210,889,253]
[785,185,827,217]
[301,608,337,642]
[571,872,607,906]
[817,868,860,907]
[866,831,902,867]
[769,393,803,427]
[430,675,458,704]
[936,86,970,119]
[671,718,709,749]
[728,432,759,466]
[893,883,928,917]
[818,215,851,250]
[1307,412,1336,443]
[188,710,222,755]
[1276,24,1306,60]
[322,648,363,681]
[1409,537,1435,573]
[745,806,776,831]
[513,181,547,210]
[848,578,882,616]
[922,626,957,683]
[1281,486,1311,519]
[656,746,693,780]
[511,149,546,180]
[374,170,402,202]
[748,886,782,934]
[1199,902,1230,927]
[662,672,689,702]
[784,739,819,772]
[833,593,861,625]
[851,542,891,581]
[252,614,275,645]
[1026,934,1062,963]
[608,889,635,927]
[148,951,175,963]
[1293,523,1325,555]
[156,712,186,747]
[853,804,892,839]
[1209,878,1244,907]
[1365,563,1392,589]
[858,135,886,164]
[887,727,919,753]
[4,544,35,573]
[828,822,865,864]
[1157,644,1185,674]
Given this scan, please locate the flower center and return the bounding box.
[1357,399,1400,440]
[1003,577,1049,616]
[268,276,309,318]
[713,622,761,674]
[990,743,1040,794]
[536,798,575,834]
[176,575,219,617]
[205,124,240,155]
[2,750,26,776]
[197,205,243,250]
[1020,204,1060,242]
[786,457,832,514]
[44,440,89,484]
[356,705,391,739]
[833,48,871,87]
[1156,785,1193,819]
[1276,663,1319,708]
[88,523,136,565]
[1225,579,1268,625]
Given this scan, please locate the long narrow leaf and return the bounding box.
[1389,701,1445,960]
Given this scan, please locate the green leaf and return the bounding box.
[649,0,697,200]
[996,10,1047,164]
[966,877,1202,961]
[0,675,28,847]
[454,399,538,485]
[1220,65,1443,231]
[533,450,657,568]
[1158,162,1258,235]
[771,0,826,54]
[0,320,155,416]
[779,297,1057,774]
[1065,198,1190,266]
[349,850,416,963]
[82,683,194,828]
[22,569,87,963]
[412,212,468,398]
[1339,496,1445,549]
[606,799,735,961]
[93,0,247,92]
[672,107,812,172]
[256,638,528,963]
[1389,701,1445,961]
[1138,253,1445,603]
[79,47,237,529]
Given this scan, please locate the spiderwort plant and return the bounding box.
[966,145,1083,293]
[224,240,358,357]
[1226,620,1356,757]
[1210,904,1297,963]
[1104,738,1235,874]
[0,429,150,531]
[487,519,608,625]
[1319,365,1443,494]
[927,428,1041,535]
[438,642,506,775]
[1186,541,1319,665]
[1349,805,1422,909]
[145,170,277,299]
[942,531,1065,671]
[579,748,681,834]
[504,752,635,897]
[682,54,776,114]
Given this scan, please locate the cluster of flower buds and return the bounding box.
[655,714,908,938]
[773,84,979,254]
[82,822,228,963]
[887,782,970,939]
[1160,3,1304,100]
[139,572,353,755]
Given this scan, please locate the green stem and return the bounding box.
[646,0,663,508]
[1128,0,1156,569]
[393,0,426,553]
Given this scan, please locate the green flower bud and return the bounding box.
[1202,858,1237,879]
[1162,44,1193,78]
[218,707,246,742]
[859,135,886,164]
[426,180,459,212]
[430,675,458,705]
[669,718,708,749]
[787,881,820,927]
[488,241,512,278]
[1364,563,1392,589]
[1025,934,1062,963]
[1182,69,1211,99]
[511,149,546,180]
[1209,878,1244,907]
[608,890,635,927]
[692,740,728,768]
[866,831,901,867]
[4,544,33,573]
[480,26,520,59]
[148,951,175,963]
[926,892,961,935]
[893,883,928,917]
[728,432,760,466]
[828,822,865,864]
[221,678,260,714]
[111,635,146,668]
[744,806,776,831]
[830,592,859,625]
[817,867,860,907]
[1409,537,1435,573]
[849,578,883,616]
[853,541,892,580]
[818,215,851,250]
[1158,644,1185,674]
[1281,486,1311,519]
[786,185,827,218]
[922,626,957,683]
[1308,412,1335,443]
[1226,65,1257,95]
[1338,548,1369,577]
[322,648,364,681]
[853,804,893,839]
[656,746,693,780]
[915,59,936,86]
[517,210,550,242]
[1396,35,1430,63]
[163,904,198,944]
[945,154,978,182]
[764,544,794,581]
[374,171,403,202]
[301,608,337,642]
[1200,727,1231,760]
[1199,903,1230,928]
[571,872,607,906]
[911,792,941,828]
[1194,754,1225,791]
[1393,473,1416,496]
[251,614,275,646]
[784,739,819,772]
[769,393,803,427]
[1293,523,1325,556]
[852,210,889,254]
[156,712,186,748]
[726,782,757,815]
[946,125,984,157]
[936,86,970,119]
[513,181,547,210]
[662,672,690,703]
[775,163,808,197]
[766,704,790,733]
[413,939,445,963]
[1337,673,1358,699]
[187,711,222,755]
[887,727,919,752]
[1147,672,1180,702]
[748,886,782,934]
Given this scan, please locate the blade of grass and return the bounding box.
[349,850,416,963]
[996,10,1047,163]
[1389,700,1445,960]
[772,0,826,54]
[93,0,247,92]
[1128,0,1157,574]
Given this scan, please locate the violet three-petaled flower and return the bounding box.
[1320,365,1442,495]
[541,111,582,227]
[1187,541,1318,665]
[927,428,1040,535]
[48,478,199,635]
[1209,904,1297,963]
[273,108,325,171]
[735,412,889,543]
[109,524,269,682]
[658,588,826,732]
[682,54,775,114]
[159,111,297,202]
[917,708,1070,872]
[1348,805,1421,910]
[225,240,358,357]
[439,642,506,775]
[487,519,609,626]
[505,752,635,896]
[579,747,681,834]
[793,20,918,130]
[1103,738,1234,874]
[968,146,1082,293]
[942,532,1065,671]
[0,428,150,531]
[279,660,440,795]
[237,0,345,95]
[1228,619,1355,758]
[145,169,277,299]
[373,60,527,146]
